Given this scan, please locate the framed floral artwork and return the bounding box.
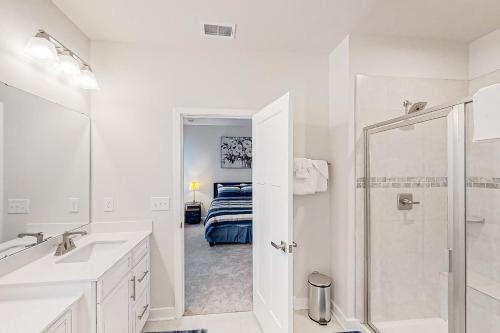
[220,136,252,169]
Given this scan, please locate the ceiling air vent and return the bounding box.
[201,23,236,38]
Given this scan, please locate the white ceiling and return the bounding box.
[51,0,379,53]
[354,0,500,42]
[52,0,500,53]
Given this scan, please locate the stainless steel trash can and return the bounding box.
[308,271,332,325]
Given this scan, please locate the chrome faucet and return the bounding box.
[54,230,88,256]
[18,232,44,246]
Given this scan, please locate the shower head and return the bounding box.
[408,101,427,113]
[403,100,428,114]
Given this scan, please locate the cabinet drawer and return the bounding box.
[97,254,131,302]
[133,253,150,297]
[134,289,150,333]
[132,238,149,266]
[43,310,71,333]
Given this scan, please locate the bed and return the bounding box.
[204,182,253,246]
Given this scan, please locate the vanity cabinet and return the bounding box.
[96,238,150,333]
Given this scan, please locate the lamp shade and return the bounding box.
[80,67,100,90]
[25,35,58,63]
[58,53,80,75]
[189,181,200,191]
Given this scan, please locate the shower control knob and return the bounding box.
[397,193,420,210]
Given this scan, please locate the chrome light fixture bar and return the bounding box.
[25,29,99,90]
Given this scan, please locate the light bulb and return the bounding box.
[58,53,80,75]
[25,36,58,63]
[80,67,99,90]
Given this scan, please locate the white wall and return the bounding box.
[349,34,469,80]
[328,35,357,321]
[469,27,500,80]
[183,124,252,214]
[90,41,330,311]
[0,0,90,113]
[328,33,469,323]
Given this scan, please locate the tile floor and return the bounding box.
[143,310,346,333]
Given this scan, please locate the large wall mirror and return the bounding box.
[0,83,90,259]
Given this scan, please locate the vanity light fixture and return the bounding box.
[25,29,99,90]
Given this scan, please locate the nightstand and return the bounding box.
[185,202,202,224]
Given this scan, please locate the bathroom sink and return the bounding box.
[56,240,126,264]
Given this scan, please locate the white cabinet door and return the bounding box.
[44,310,72,333]
[97,275,131,333]
[252,93,294,333]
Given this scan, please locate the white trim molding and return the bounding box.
[293,297,308,310]
[331,300,362,331]
[147,306,176,322]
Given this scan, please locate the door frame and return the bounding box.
[172,107,256,318]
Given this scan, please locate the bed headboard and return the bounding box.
[213,182,252,198]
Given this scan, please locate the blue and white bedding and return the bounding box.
[204,196,253,245]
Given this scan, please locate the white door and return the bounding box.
[252,93,293,333]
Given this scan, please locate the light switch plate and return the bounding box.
[151,197,170,211]
[8,199,30,214]
[69,197,80,213]
[104,197,114,212]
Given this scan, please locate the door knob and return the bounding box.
[271,240,287,253]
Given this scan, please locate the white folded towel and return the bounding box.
[312,160,329,192]
[473,84,500,142]
[293,158,315,195]
[294,158,313,179]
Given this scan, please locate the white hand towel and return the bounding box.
[293,158,315,195]
[473,84,500,142]
[294,158,313,179]
[312,160,329,192]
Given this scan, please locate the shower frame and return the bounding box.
[362,98,473,333]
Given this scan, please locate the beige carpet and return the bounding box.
[184,223,253,315]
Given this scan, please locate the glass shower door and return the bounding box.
[366,114,451,333]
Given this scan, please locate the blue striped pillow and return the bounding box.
[240,185,253,197]
[217,185,241,197]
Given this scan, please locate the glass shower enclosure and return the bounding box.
[364,100,499,333]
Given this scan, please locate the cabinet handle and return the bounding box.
[137,270,149,283]
[138,304,149,320]
[130,276,136,301]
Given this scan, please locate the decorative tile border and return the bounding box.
[357,176,500,189]
[467,177,500,189]
[356,177,447,189]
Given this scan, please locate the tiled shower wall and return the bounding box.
[354,75,469,320]
[465,103,500,333]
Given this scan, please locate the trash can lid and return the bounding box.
[308,271,332,287]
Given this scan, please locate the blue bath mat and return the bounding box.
[148,330,207,333]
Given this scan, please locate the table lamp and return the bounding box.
[189,181,200,203]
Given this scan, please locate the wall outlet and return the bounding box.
[69,197,80,213]
[7,199,30,214]
[151,197,170,211]
[104,197,114,212]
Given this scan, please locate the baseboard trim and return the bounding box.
[147,306,176,322]
[331,300,362,331]
[293,297,308,310]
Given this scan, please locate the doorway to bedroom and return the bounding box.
[182,116,253,315]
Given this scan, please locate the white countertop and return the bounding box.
[0,294,82,333]
[0,231,151,286]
